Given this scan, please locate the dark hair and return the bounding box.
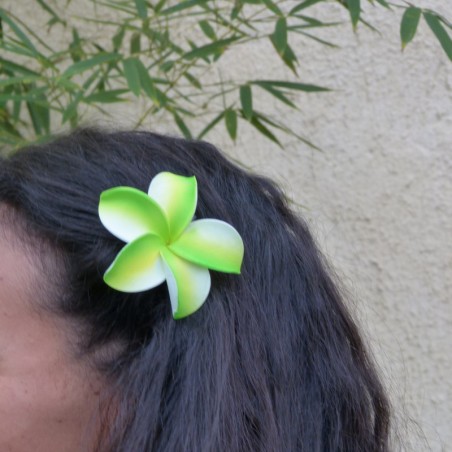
[0,129,390,451]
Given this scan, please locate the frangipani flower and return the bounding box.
[98,172,244,319]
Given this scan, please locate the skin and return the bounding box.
[0,230,103,452]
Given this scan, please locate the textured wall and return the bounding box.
[218,4,452,450]
[3,1,451,450]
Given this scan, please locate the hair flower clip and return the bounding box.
[98,172,244,319]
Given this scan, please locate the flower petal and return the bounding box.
[168,219,244,274]
[104,234,166,292]
[99,187,169,243]
[148,172,197,241]
[160,248,211,319]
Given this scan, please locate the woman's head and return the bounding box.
[0,129,390,451]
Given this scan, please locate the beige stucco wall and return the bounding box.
[217,4,452,450]
[220,5,452,450]
[3,1,451,449]
[222,5,452,450]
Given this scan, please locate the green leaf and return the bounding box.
[249,115,281,146]
[197,111,225,139]
[84,89,129,103]
[400,7,421,50]
[130,32,141,54]
[255,110,321,150]
[12,88,22,121]
[346,0,360,30]
[161,0,209,15]
[225,109,237,140]
[257,84,297,108]
[122,58,141,96]
[423,13,452,61]
[240,85,253,120]
[231,2,243,20]
[135,59,159,103]
[290,14,331,27]
[252,80,330,92]
[113,27,126,51]
[199,20,216,40]
[134,0,148,18]
[173,112,192,139]
[31,102,50,135]
[271,17,288,55]
[293,30,338,48]
[281,43,298,74]
[183,36,239,60]
[36,0,66,26]
[289,0,323,15]
[62,92,83,124]
[154,0,167,13]
[62,53,120,78]
[69,28,83,63]
[25,89,50,135]
[0,88,47,102]
[160,60,174,72]
[262,0,282,16]
[0,75,41,88]
[374,0,389,7]
[183,72,202,89]
[0,10,40,56]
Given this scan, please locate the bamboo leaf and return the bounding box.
[36,0,66,27]
[25,86,50,135]
[134,0,148,18]
[173,112,192,138]
[374,0,389,7]
[291,14,331,27]
[295,30,338,48]
[122,57,141,96]
[240,85,253,120]
[183,72,202,89]
[69,28,83,63]
[346,0,360,30]
[154,0,167,13]
[130,32,141,54]
[289,0,323,15]
[10,85,22,121]
[84,89,128,103]
[0,88,47,102]
[62,92,83,124]
[231,3,243,20]
[0,10,40,56]
[0,74,41,88]
[252,80,330,92]
[113,27,126,51]
[249,115,281,146]
[400,7,421,50]
[199,20,216,40]
[424,13,452,61]
[280,43,298,74]
[160,60,174,72]
[257,84,297,108]
[183,36,239,60]
[197,110,225,139]
[225,109,237,140]
[255,111,321,150]
[161,0,209,16]
[62,53,120,78]
[262,0,282,16]
[271,18,288,56]
[135,59,158,103]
